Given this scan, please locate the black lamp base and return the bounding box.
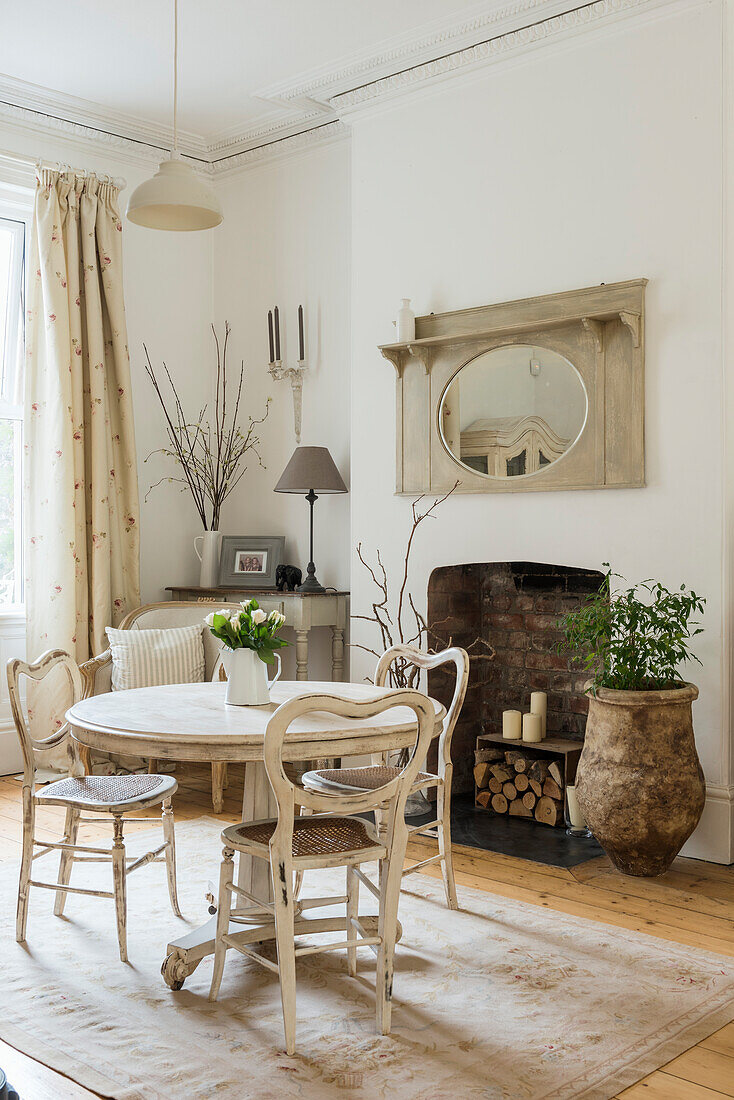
[297,561,326,593]
[297,575,326,594]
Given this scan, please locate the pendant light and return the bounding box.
[127,0,222,231]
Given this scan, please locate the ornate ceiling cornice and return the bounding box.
[0,0,690,177]
[331,0,663,113]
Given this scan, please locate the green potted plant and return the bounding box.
[559,567,706,877]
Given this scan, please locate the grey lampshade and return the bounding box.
[274,446,348,494]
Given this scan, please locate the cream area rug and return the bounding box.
[2,819,733,1100]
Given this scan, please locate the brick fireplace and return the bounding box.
[427,562,605,795]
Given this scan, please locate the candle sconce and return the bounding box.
[267,304,307,444]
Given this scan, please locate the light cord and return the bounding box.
[172,0,178,154]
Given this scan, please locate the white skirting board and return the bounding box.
[681,784,734,865]
[0,717,22,776]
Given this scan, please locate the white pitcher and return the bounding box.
[193,530,221,588]
[223,648,282,706]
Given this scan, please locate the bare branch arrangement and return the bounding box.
[354,480,494,687]
[143,323,271,530]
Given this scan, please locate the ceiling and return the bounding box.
[0,0,574,163]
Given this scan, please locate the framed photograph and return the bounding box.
[218,535,285,589]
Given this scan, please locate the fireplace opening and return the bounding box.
[424,561,606,866]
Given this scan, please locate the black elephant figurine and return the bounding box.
[276,564,302,592]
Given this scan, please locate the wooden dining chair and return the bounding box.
[208,688,436,1054]
[302,645,469,909]
[9,649,182,962]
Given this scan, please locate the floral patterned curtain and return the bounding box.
[25,169,140,666]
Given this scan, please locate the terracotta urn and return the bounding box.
[575,683,705,877]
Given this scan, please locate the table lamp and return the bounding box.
[274,446,348,593]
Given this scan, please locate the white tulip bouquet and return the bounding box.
[206,599,289,664]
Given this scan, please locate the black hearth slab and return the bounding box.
[408,793,605,869]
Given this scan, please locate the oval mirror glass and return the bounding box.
[439,344,587,479]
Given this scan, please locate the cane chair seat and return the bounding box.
[222,815,386,863]
[303,764,436,793]
[37,773,178,811]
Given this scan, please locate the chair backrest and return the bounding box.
[120,601,236,681]
[375,645,469,772]
[7,649,83,788]
[264,689,436,858]
[86,601,241,695]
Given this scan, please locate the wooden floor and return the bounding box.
[0,763,732,1099]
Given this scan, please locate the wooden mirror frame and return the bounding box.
[379,279,646,495]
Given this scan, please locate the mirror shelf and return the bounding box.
[380,279,646,495]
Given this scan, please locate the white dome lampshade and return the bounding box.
[126,0,222,232]
[126,159,222,231]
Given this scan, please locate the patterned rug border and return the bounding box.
[1,817,733,1100]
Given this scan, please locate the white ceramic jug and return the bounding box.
[193,530,221,588]
[223,648,282,706]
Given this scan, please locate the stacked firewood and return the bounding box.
[474,747,564,827]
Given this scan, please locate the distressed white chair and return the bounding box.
[9,649,182,962]
[302,645,469,909]
[208,688,436,1055]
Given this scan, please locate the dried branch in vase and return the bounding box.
[143,322,271,531]
[354,480,494,686]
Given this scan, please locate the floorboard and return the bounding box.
[0,761,732,1100]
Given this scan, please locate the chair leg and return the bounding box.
[272,855,297,1055]
[437,774,458,910]
[209,847,235,1002]
[346,865,359,977]
[111,816,128,963]
[54,804,80,917]
[211,762,226,814]
[293,806,313,901]
[16,787,34,943]
[376,842,406,1036]
[161,798,182,919]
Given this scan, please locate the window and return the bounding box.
[0,215,25,608]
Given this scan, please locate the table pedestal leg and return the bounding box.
[163,761,277,986]
[236,762,276,915]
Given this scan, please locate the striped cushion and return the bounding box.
[106,624,206,691]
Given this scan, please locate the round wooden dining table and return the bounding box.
[66,680,445,989]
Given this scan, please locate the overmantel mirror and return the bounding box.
[379,279,646,495]
[439,344,588,481]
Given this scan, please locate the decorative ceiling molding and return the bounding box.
[253,0,577,110]
[330,0,683,113]
[0,72,206,158]
[213,121,349,178]
[0,0,695,176]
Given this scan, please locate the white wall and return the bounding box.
[349,1,731,860]
[212,139,351,678]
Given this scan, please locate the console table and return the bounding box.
[165,586,349,681]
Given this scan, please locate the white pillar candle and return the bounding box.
[566,785,586,828]
[522,712,543,743]
[502,710,522,740]
[530,691,547,738]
